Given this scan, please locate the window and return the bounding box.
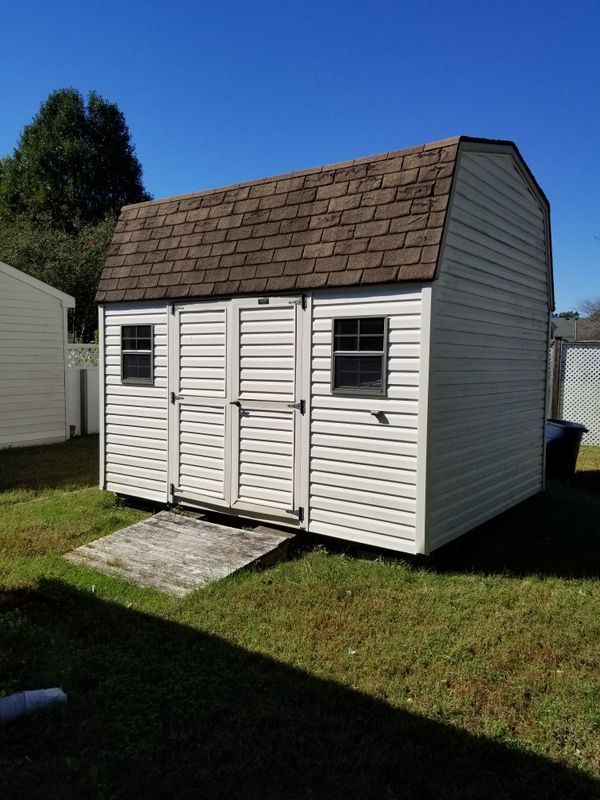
[121,325,153,384]
[332,317,387,396]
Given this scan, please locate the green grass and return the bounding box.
[1,438,600,799]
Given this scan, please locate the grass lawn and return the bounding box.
[1,436,599,799]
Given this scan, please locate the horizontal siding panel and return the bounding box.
[312,457,417,488]
[309,518,417,553]
[0,430,65,447]
[430,467,543,525]
[310,507,415,540]
[242,449,293,469]
[428,151,549,550]
[456,160,543,225]
[106,480,166,503]
[0,408,64,424]
[106,460,167,482]
[430,449,543,505]
[0,417,63,433]
[312,420,418,443]
[451,189,546,249]
[0,267,67,448]
[103,305,169,501]
[310,286,423,548]
[311,481,416,513]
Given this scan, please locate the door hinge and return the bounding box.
[170,391,182,404]
[287,506,304,522]
[170,483,177,497]
[170,302,176,315]
[287,399,306,414]
[288,294,306,309]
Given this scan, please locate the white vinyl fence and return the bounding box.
[549,340,600,446]
[66,344,99,436]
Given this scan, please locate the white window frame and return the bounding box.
[330,316,389,398]
[121,324,154,385]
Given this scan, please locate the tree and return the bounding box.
[556,310,580,319]
[0,89,151,338]
[0,89,150,229]
[580,297,600,318]
[0,215,116,340]
[579,297,600,339]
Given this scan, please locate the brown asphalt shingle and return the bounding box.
[96,136,463,303]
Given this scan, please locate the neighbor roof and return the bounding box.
[0,260,75,307]
[95,136,518,304]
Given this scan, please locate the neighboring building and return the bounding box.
[96,136,553,555]
[0,261,75,448]
[551,315,599,341]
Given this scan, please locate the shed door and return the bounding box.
[229,296,305,524]
[173,296,306,525]
[173,302,231,507]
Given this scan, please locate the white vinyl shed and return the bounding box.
[97,136,554,554]
[0,261,75,448]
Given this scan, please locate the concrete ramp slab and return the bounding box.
[64,511,294,596]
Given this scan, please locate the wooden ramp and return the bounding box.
[64,511,294,596]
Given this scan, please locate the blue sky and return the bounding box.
[1,0,598,311]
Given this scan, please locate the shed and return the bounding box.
[0,260,75,448]
[96,136,553,554]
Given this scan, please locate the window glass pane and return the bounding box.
[334,355,383,392]
[358,335,384,351]
[359,318,384,335]
[335,319,359,336]
[123,353,152,381]
[334,318,385,353]
[122,325,152,351]
[334,334,359,351]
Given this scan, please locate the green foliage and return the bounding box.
[556,310,580,319]
[0,89,151,338]
[0,214,116,339]
[0,89,150,229]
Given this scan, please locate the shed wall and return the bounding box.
[309,285,425,552]
[0,269,69,447]
[103,304,169,502]
[426,150,551,550]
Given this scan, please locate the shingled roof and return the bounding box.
[97,136,465,303]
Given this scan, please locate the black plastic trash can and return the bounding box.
[545,419,588,480]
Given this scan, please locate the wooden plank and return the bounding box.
[64,511,294,597]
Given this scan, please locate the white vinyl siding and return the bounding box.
[232,301,299,515]
[0,268,70,448]
[175,305,228,504]
[103,304,169,502]
[426,150,551,550]
[309,286,424,553]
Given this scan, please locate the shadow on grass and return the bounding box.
[1,580,598,800]
[429,470,600,580]
[0,436,99,494]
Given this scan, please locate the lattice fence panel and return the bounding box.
[560,343,600,445]
[68,343,99,368]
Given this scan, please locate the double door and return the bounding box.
[171,296,306,525]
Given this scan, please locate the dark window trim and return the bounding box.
[330,316,389,398]
[121,324,154,385]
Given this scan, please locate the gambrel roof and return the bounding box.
[96,136,546,304]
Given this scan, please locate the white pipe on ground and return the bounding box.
[0,688,67,724]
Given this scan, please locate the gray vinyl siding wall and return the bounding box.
[426,149,551,551]
[0,269,69,448]
[103,303,169,502]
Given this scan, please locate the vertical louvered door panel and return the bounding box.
[175,303,230,506]
[230,297,303,523]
